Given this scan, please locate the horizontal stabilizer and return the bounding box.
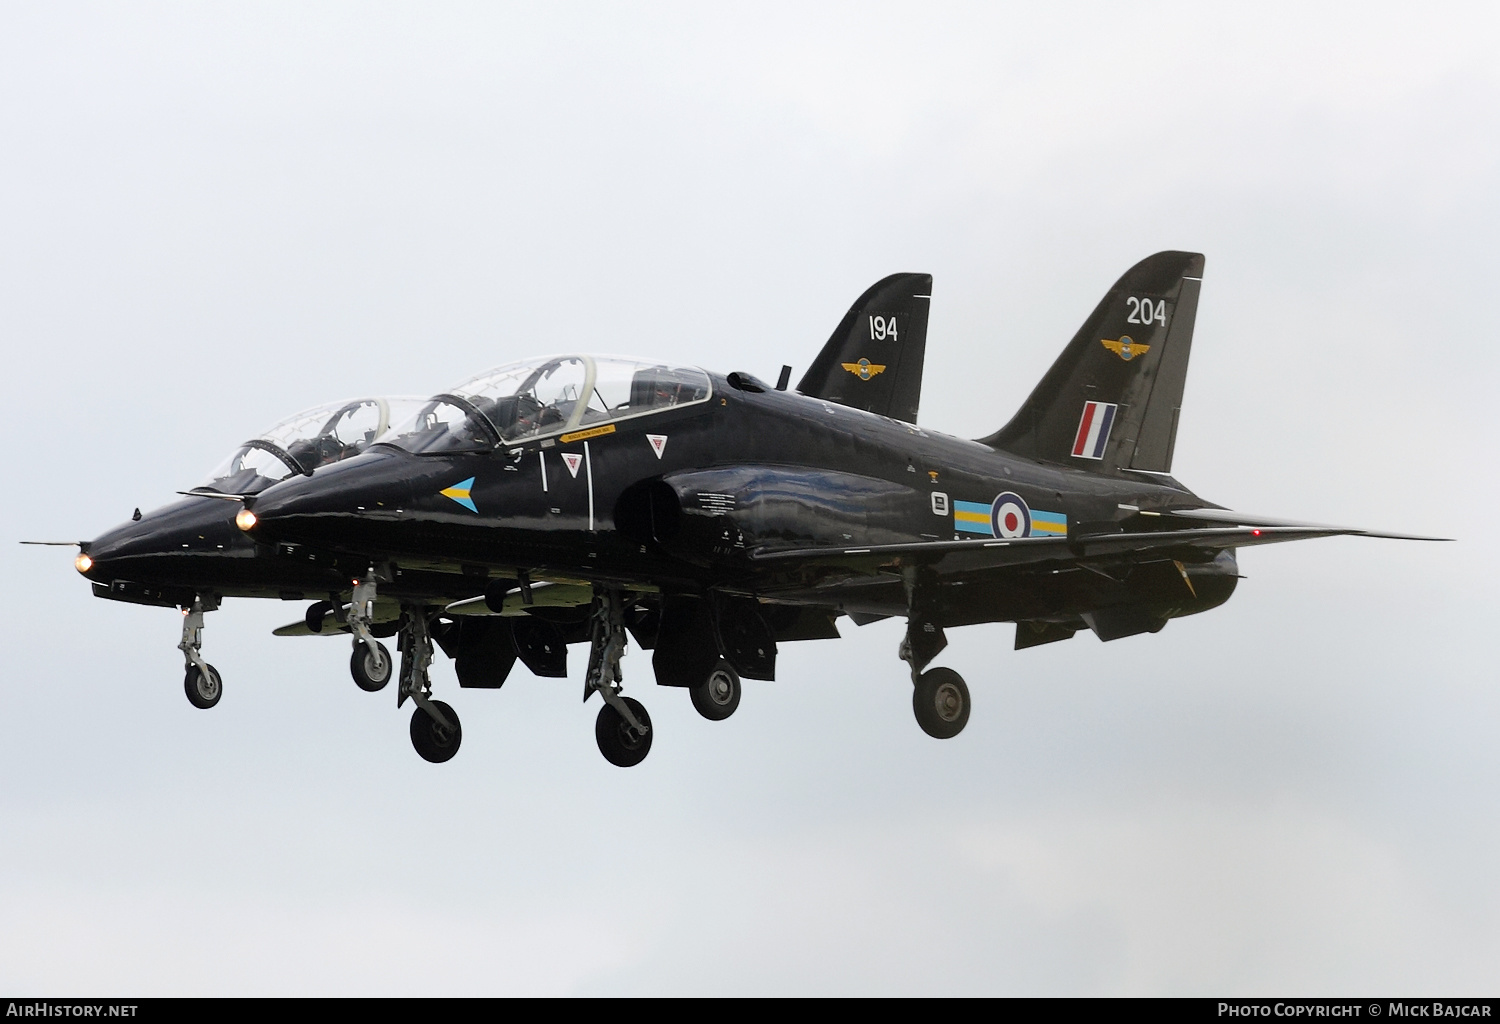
[1163,507,1452,542]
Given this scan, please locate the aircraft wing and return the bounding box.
[746,518,1448,579]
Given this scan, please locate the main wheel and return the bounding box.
[690,659,741,721]
[410,700,462,763]
[184,663,222,710]
[350,640,392,692]
[595,697,653,767]
[913,667,969,739]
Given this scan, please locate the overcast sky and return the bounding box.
[1,2,1496,995]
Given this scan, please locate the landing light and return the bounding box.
[74,553,93,574]
[235,509,258,532]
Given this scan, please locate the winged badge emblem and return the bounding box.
[1101,336,1151,362]
[841,358,887,381]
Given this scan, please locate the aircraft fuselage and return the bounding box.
[246,373,1238,634]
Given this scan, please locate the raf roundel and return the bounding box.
[990,491,1032,539]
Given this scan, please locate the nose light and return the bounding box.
[235,509,258,532]
[74,553,93,574]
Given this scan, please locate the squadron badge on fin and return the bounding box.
[841,358,887,381]
[1102,336,1150,362]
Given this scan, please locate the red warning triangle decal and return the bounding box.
[647,434,667,459]
[561,452,583,478]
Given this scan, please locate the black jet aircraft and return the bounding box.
[234,251,1438,768]
[62,277,934,722]
[55,397,432,706]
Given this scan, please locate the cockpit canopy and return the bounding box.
[199,397,426,494]
[382,355,712,455]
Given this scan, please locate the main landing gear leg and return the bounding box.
[900,619,970,740]
[347,571,393,692]
[180,594,223,710]
[586,588,652,767]
[397,606,461,763]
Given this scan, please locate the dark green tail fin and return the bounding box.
[983,252,1203,474]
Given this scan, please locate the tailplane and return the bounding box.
[797,273,932,423]
[983,252,1203,474]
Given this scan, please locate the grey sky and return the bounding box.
[1,2,1495,994]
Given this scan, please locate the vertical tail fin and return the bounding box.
[797,273,932,424]
[983,251,1203,475]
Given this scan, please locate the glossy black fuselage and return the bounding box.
[246,374,1238,632]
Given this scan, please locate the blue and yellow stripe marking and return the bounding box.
[952,498,1067,538]
[1029,510,1068,536]
[440,477,478,513]
[953,500,993,534]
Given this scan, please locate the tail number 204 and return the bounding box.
[1126,297,1168,326]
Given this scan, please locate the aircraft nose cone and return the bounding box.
[84,495,248,582]
[246,448,424,549]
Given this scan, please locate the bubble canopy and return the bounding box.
[198,397,427,494]
[381,355,713,455]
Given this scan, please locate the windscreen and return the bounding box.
[199,397,426,493]
[380,355,711,453]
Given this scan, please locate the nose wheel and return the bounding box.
[184,663,222,709]
[690,659,741,721]
[350,641,392,691]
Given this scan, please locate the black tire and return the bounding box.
[304,601,332,633]
[690,659,741,721]
[913,667,969,739]
[184,663,222,710]
[595,697,653,767]
[410,700,462,763]
[350,640,392,692]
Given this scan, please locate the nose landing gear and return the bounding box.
[346,574,393,692]
[178,595,223,709]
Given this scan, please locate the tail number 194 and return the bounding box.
[868,315,899,340]
[1126,297,1167,326]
